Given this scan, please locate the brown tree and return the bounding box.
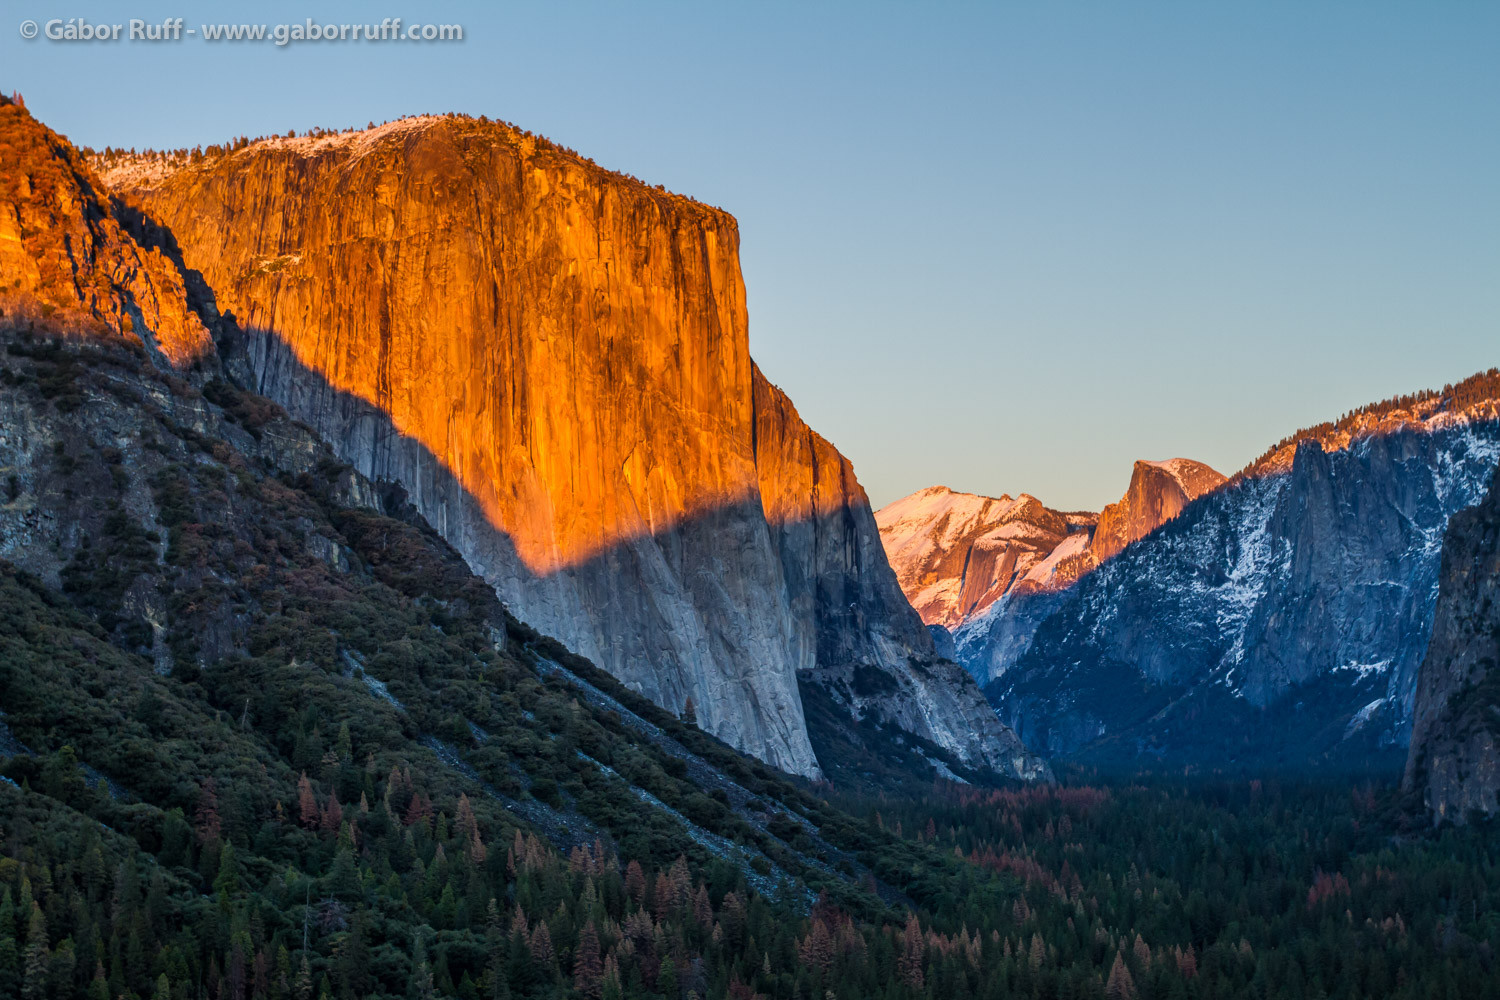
[196,777,222,843]
[320,791,344,833]
[528,922,554,967]
[625,860,647,905]
[404,790,432,828]
[573,920,603,998]
[898,914,924,990]
[1106,952,1136,1000]
[296,773,319,830]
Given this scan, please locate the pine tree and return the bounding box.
[410,930,435,1000]
[1106,952,1136,1000]
[658,957,678,1000]
[320,790,344,833]
[601,953,623,1000]
[298,774,319,830]
[404,790,432,828]
[20,904,48,1000]
[294,954,313,1000]
[213,843,239,897]
[528,922,554,967]
[625,861,647,905]
[574,920,603,998]
[1132,934,1150,969]
[196,777,222,843]
[692,885,713,929]
[457,794,487,863]
[898,914,924,990]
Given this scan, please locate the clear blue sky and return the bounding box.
[7,1,1497,510]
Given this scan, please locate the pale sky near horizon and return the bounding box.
[6,1,1497,511]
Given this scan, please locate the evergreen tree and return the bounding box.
[1106,952,1136,1000]
[574,919,603,998]
[20,904,48,1000]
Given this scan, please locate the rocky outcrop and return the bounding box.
[1089,459,1226,563]
[1404,463,1500,824]
[0,97,215,368]
[875,486,1093,629]
[101,114,1042,781]
[981,384,1500,770]
[751,371,1048,778]
[0,101,383,671]
[879,459,1222,689]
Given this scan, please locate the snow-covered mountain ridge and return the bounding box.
[968,371,1500,770]
[876,454,1226,641]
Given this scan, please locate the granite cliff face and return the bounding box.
[1088,458,1226,563]
[1404,462,1500,823]
[979,378,1500,770]
[0,96,214,369]
[102,114,1041,781]
[752,385,1050,781]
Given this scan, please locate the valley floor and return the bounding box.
[4,702,1496,1000]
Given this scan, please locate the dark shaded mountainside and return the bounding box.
[971,372,1500,774]
[1405,460,1500,824]
[93,111,1044,786]
[0,97,1046,999]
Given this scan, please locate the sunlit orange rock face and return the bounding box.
[875,487,1095,630]
[0,99,214,367]
[112,117,758,576]
[109,115,1031,778]
[1088,459,1227,564]
[877,458,1226,635]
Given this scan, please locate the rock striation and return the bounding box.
[1404,462,1500,823]
[100,113,1042,781]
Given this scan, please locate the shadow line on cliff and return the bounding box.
[220,319,929,644]
[206,319,958,778]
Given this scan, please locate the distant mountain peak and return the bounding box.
[1090,458,1227,564]
[878,456,1227,632]
[875,485,1082,629]
[959,368,1500,771]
